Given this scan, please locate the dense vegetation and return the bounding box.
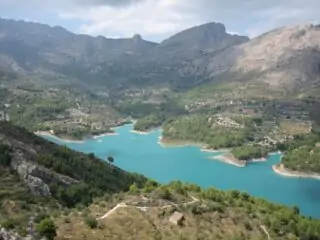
[8,95,70,131]
[277,127,320,173]
[0,122,149,238]
[162,115,256,149]
[0,122,147,208]
[116,102,160,118]
[282,146,320,173]
[37,146,146,207]
[0,144,11,166]
[36,218,57,240]
[133,113,166,131]
[231,144,270,161]
[0,78,123,140]
[195,184,320,240]
[130,98,187,131]
[52,125,114,140]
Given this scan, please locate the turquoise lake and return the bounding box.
[41,124,320,219]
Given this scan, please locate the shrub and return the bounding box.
[18,228,28,237]
[84,216,98,229]
[129,183,139,194]
[102,193,111,201]
[1,219,17,230]
[34,213,50,223]
[169,181,186,195]
[156,186,172,200]
[76,203,85,211]
[63,209,70,216]
[244,221,252,230]
[19,201,30,210]
[143,179,158,193]
[51,210,60,218]
[36,218,57,240]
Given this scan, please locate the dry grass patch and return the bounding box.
[55,197,268,240]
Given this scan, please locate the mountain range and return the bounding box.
[0,18,249,89]
[1,18,320,97]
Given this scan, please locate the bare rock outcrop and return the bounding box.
[0,228,35,240]
[186,24,320,93]
[6,142,78,197]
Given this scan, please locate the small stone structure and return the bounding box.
[169,211,185,226]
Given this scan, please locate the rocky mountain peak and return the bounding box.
[154,22,248,62]
[188,22,320,93]
[196,22,227,35]
[132,34,143,42]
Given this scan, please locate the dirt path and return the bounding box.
[99,203,127,219]
[99,196,199,219]
[185,196,199,205]
[260,225,271,240]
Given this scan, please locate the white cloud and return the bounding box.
[0,0,143,9]
[59,0,202,41]
[1,0,320,41]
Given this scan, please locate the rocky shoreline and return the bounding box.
[247,158,267,163]
[272,164,320,180]
[34,131,84,143]
[159,137,251,167]
[130,130,150,135]
[158,136,206,148]
[35,131,118,143]
[210,151,268,167]
[92,132,118,138]
[214,153,247,167]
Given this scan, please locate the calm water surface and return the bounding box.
[41,124,320,218]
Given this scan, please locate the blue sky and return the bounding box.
[0,0,319,42]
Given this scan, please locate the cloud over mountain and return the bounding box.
[1,0,319,41]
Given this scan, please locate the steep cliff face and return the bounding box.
[156,22,249,61]
[10,149,51,197]
[1,135,78,197]
[9,150,78,197]
[0,121,147,202]
[184,24,320,94]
